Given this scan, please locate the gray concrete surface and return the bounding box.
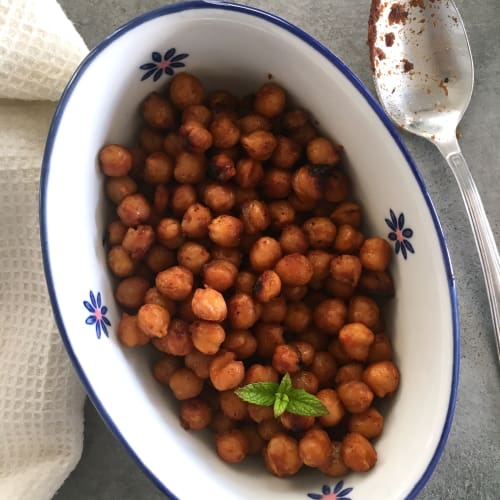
[54,1,500,498]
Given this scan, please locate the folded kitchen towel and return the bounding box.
[0,1,88,499]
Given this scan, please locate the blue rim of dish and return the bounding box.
[39,1,460,499]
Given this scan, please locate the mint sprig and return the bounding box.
[235,373,328,418]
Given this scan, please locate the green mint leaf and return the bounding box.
[277,373,293,397]
[273,392,290,418]
[235,382,279,406]
[286,388,329,417]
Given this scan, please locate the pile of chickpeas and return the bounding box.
[101,71,400,478]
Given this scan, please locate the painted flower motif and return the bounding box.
[385,208,415,259]
[139,48,189,82]
[307,481,353,500]
[84,291,111,339]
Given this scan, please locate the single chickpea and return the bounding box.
[117,313,149,347]
[139,126,165,153]
[105,176,137,205]
[169,72,205,109]
[174,151,206,184]
[153,184,169,214]
[234,271,257,294]
[306,136,340,165]
[337,381,374,413]
[220,390,248,421]
[347,295,380,329]
[274,253,313,287]
[316,389,345,427]
[185,350,214,379]
[222,330,257,359]
[143,152,174,184]
[211,246,242,268]
[288,193,317,213]
[210,115,241,149]
[152,355,182,385]
[330,254,362,288]
[245,364,279,385]
[291,165,325,202]
[208,215,243,247]
[169,367,204,400]
[319,441,350,477]
[282,285,308,302]
[156,217,183,249]
[240,199,270,235]
[259,296,287,323]
[270,136,301,170]
[144,287,176,315]
[324,169,351,202]
[122,225,155,260]
[207,153,236,182]
[216,429,249,463]
[115,276,149,309]
[155,265,193,301]
[284,302,312,334]
[289,122,319,146]
[241,425,265,455]
[107,246,135,277]
[254,270,282,303]
[227,293,259,330]
[341,432,377,472]
[190,320,226,355]
[363,361,400,397]
[163,132,187,158]
[203,259,238,292]
[368,334,393,362]
[330,201,362,228]
[253,82,286,118]
[249,236,283,273]
[154,318,193,356]
[235,158,264,189]
[191,287,227,322]
[359,237,392,272]
[280,412,315,433]
[324,277,356,300]
[117,193,151,227]
[260,168,293,199]
[99,144,132,177]
[279,225,309,255]
[268,200,296,230]
[182,104,212,127]
[241,131,277,161]
[202,182,235,213]
[107,220,127,246]
[248,404,275,424]
[180,399,213,430]
[307,250,333,284]
[179,120,213,153]
[358,269,395,296]
[144,245,175,274]
[334,224,365,254]
[207,89,239,112]
[176,241,210,275]
[238,113,272,134]
[170,184,197,216]
[258,418,286,441]
[348,407,384,438]
[137,303,170,338]
[328,338,352,365]
[142,92,176,129]
[282,108,309,130]
[272,344,301,374]
[209,351,245,391]
[335,362,364,386]
[339,322,375,361]
[264,434,303,477]
[303,217,337,250]
[311,351,337,387]
[181,203,212,239]
[299,428,332,468]
[290,370,319,394]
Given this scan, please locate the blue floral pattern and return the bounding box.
[139,48,189,81]
[385,208,415,259]
[307,480,353,500]
[84,291,111,339]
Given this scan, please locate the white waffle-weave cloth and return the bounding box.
[0,1,88,499]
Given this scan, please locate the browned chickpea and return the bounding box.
[334,224,365,254]
[176,242,210,275]
[220,390,248,421]
[254,83,286,118]
[259,296,286,323]
[249,236,282,273]
[234,271,257,294]
[107,220,127,246]
[105,176,137,205]
[144,287,176,315]
[328,338,351,365]
[302,217,337,250]
[143,152,174,184]
[330,200,362,228]
[182,104,212,127]
[330,254,362,288]
[177,292,197,323]
[179,120,213,153]
[316,389,345,427]
[282,109,309,130]
[189,321,225,356]
[216,429,249,463]
[207,153,236,182]
[185,350,214,379]
[137,303,170,338]
[311,351,337,387]
[341,432,377,472]
[169,72,205,109]
[117,193,151,227]
[117,313,149,347]
[122,225,155,260]
[258,418,286,441]
[319,441,350,477]
[339,322,375,361]
[240,199,270,235]
[297,329,330,352]
[169,367,204,400]
[337,381,374,414]
[272,344,301,374]
[279,225,309,255]
[234,157,264,189]
[348,407,384,438]
[241,425,265,455]
[241,131,277,161]
[281,285,308,302]
[307,250,333,285]
[290,123,319,146]
[284,302,312,334]
[155,265,193,301]
[130,145,146,176]
[335,362,364,386]
[209,351,245,391]
[368,334,393,362]
[245,364,279,384]
[211,246,242,268]
[299,428,332,468]
[238,113,272,135]
[207,89,239,112]
[269,136,301,170]
[359,269,395,296]
[291,165,325,202]
[107,246,134,277]
[191,287,227,322]
[288,341,314,366]
[139,127,164,153]
[163,132,187,158]
[268,200,296,230]
[248,404,275,424]
[152,184,169,215]
[142,92,175,129]
[222,330,257,359]
[181,203,212,239]
[254,270,281,303]
[174,151,206,184]
[254,323,285,358]
[288,193,317,213]
[180,399,213,430]
[290,370,319,394]
[260,167,293,200]
[264,434,302,477]
[347,295,380,329]
[208,215,243,247]
[363,361,400,397]
[359,237,392,272]
[156,218,183,249]
[306,136,340,166]
[209,115,240,149]
[165,318,194,355]
[280,412,315,433]
[201,260,237,292]
[274,253,313,286]
[312,299,346,334]
[211,411,235,433]
[144,245,174,274]
[115,276,149,309]
[170,184,196,217]
[324,169,351,202]
[227,293,259,330]
[153,355,181,384]
[202,182,235,213]
[99,144,132,177]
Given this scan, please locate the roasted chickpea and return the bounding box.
[363,361,400,397]
[117,313,150,347]
[303,217,337,250]
[319,441,350,477]
[99,144,132,176]
[174,151,206,184]
[240,199,270,235]
[220,390,248,421]
[279,225,309,255]
[272,344,301,374]
[170,184,197,216]
[181,203,212,239]
[307,250,333,285]
[254,270,282,303]
[234,271,257,294]
[117,193,151,227]
[341,432,377,472]
[280,412,315,433]
[284,302,312,334]
[299,428,332,468]
[188,321,225,356]
[348,407,384,438]
[175,241,210,275]
[306,136,340,165]
[208,153,236,182]
[254,82,286,118]
[169,367,204,400]
[289,123,319,146]
[143,245,174,274]
[180,399,213,430]
[337,381,374,414]
[179,120,213,153]
[241,425,265,455]
[290,370,319,394]
[137,303,170,338]
[107,220,127,246]
[328,338,351,365]
[210,246,242,269]
[335,362,364,386]
[260,167,293,200]
[259,296,287,323]
[107,246,135,277]
[250,237,283,273]
[312,299,346,334]
[202,260,236,291]
[222,330,257,359]
[210,115,240,149]
[358,269,395,296]
[152,184,169,215]
[258,418,286,441]
[155,265,193,301]
[324,277,355,300]
[254,323,285,358]
[238,113,272,134]
[359,237,392,272]
[182,104,212,127]
[211,411,235,433]
[268,200,296,230]
[298,329,330,352]
[152,355,182,385]
[330,201,362,228]
[291,165,324,202]
[334,224,365,254]
[282,285,308,302]
[185,350,214,379]
[248,404,275,424]
[122,225,155,260]
[115,276,149,309]
[163,132,187,158]
[316,389,345,427]
[143,152,174,184]
[191,287,227,322]
[330,254,362,288]
[368,334,393,362]
[241,131,277,161]
[324,169,351,202]
[105,176,137,205]
[245,364,279,384]
[139,126,164,153]
[141,92,175,129]
[339,323,375,361]
[208,215,243,248]
[209,351,245,391]
[169,72,205,109]
[144,287,176,315]
[155,217,182,249]
[269,137,301,170]
[202,182,235,213]
[206,89,238,113]
[347,296,380,329]
[282,108,309,130]
[264,434,302,477]
[227,293,259,330]
[234,157,264,189]
[274,253,313,286]
[311,351,337,387]
[288,193,317,213]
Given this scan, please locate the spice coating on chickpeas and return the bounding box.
[103,73,400,479]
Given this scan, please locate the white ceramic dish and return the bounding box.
[40,2,459,499]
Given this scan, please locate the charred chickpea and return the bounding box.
[191,287,227,322]
[303,217,337,250]
[122,225,155,260]
[261,168,293,199]
[254,82,286,118]
[359,237,392,272]
[337,381,374,414]
[227,293,260,330]
[208,153,236,182]
[290,370,319,394]
[153,355,182,384]
[174,151,206,184]
[210,351,245,391]
[169,367,204,400]
[177,241,211,274]
[234,271,257,295]
[170,184,197,216]
[330,200,362,228]
[330,254,363,288]
[312,299,347,334]
[235,158,264,189]
[362,361,400,397]
[264,434,303,477]
[99,144,132,176]
[320,441,350,478]
[185,350,214,379]
[254,323,285,358]
[282,285,308,302]
[291,165,324,202]
[271,136,301,169]
[203,259,238,291]
[341,432,377,472]
[139,126,164,153]
[284,302,312,334]
[117,313,150,347]
[117,193,151,227]
[105,176,137,205]
[107,246,135,277]
[274,253,313,286]
[107,220,127,246]
[368,334,393,362]
[348,407,384,439]
[347,295,380,329]
[306,136,340,166]
[311,351,337,387]
[216,429,249,464]
[238,113,272,134]
[180,399,213,430]
[279,225,309,255]
[299,428,332,468]
[179,120,213,153]
[316,388,345,427]
[250,236,283,273]
[335,362,364,386]
[259,296,287,323]
[268,200,296,230]
[181,203,212,239]
[339,322,375,361]
[144,287,176,315]
[334,224,365,254]
[143,152,174,184]
[156,217,183,249]
[240,199,270,235]
[115,276,149,310]
[324,168,351,203]
[169,72,205,109]
[202,182,235,213]
[220,390,248,421]
[280,412,315,433]
[142,92,176,129]
[155,265,193,301]
[241,130,277,161]
[222,330,257,359]
[254,270,282,303]
[181,104,212,127]
[190,321,226,355]
[210,115,241,149]
[163,132,187,158]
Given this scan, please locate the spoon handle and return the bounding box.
[436,138,500,361]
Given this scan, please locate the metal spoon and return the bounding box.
[368,0,500,360]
